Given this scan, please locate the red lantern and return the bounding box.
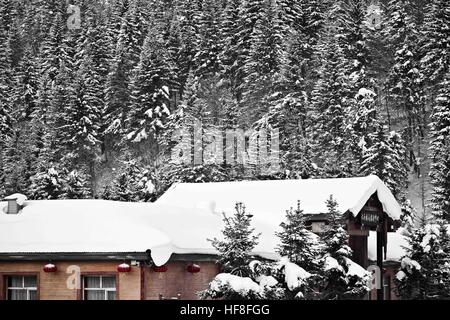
[152,265,168,273]
[187,264,201,274]
[43,263,57,273]
[117,263,131,273]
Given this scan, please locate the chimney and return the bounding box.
[3,193,27,214]
[6,198,19,214]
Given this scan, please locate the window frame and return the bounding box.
[1,273,40,301]
[81,273,119,301]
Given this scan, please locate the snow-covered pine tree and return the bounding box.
[64,20,105,169]
[384,0,426,168]
[219,0,242,99]
[255,96,316,179]
[360,123,408,198]
[319,195,371,300]
[276,200,322,271]
[61,170,92,199]
[210,202,261,276]
[126,24,178,143]
[233,0,267,101]
[10,46,39,121]
[395,223,450,299]
[310,15,355,178]
[420,0,450,87]
[429,73,450,221]
[1,128,32,195]
[0,20,13,141]
[241,0,284,124]
[104,0,146,135]
[193,0,222,79]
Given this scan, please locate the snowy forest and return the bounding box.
[0,0,448,224]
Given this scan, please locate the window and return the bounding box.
[6,276,38,300]
[83,276,116,300]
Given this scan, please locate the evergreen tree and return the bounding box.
[256,97,316,179]
[319,195,371,300]
[61,170,92,199]
[360,124,408,198]
[395,224,450,299]
[241,0,284,124]
[0,20,13,140]
[276,200,322,271]
[11,47,39,121]
[210,202,261,275]
[126,25,178,142]
[104,0,146,135]
[194,0,222,78]
[310,19,355,177]
[429,73,450,221]
[420,0,450,86]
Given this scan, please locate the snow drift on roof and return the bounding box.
[156,175,402,222]
[0,199,279,265]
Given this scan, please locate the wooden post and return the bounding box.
[376,229,383,300]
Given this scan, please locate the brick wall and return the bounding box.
[0,260,219,300]
[145,261,220,300]
[0,261,141,300]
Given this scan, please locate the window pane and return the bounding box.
[106,291,116,300]
[8,289,27,300]
[29,290,38,300]
[84,276,101,288]
[8,276,23,288]
[85,290,106,300]
[101,277,116,289]
[24,276,37,288]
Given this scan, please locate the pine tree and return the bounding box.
[126,25,178,142]
[360,124,408,198]
[420,0,450,86]
[61,170,92,199]
[210,202,260,275]
[194,0,222,78]
[395,224,450,299]
[11,47,39,121]
[0,20,13,140]
[276,200,321,271]
[233,0,267,101]
[256,96,316,179]
[429,73,450,221]
[310,19,354,177]
[384,0,426,168]
[241,0,284,124]
[104,0,146,135]
[219,0,242,98]
[320,195,371,300]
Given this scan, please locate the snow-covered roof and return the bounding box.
[156,175,402,223]
[0,199,279,265]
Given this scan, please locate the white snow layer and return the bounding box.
[156,175,402,223]
[324,256,344,273]
[345,258,371,278]
[4,193,28,206]
[0,200,224,266]
[210,273,261,294]
[278,258,311,290]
